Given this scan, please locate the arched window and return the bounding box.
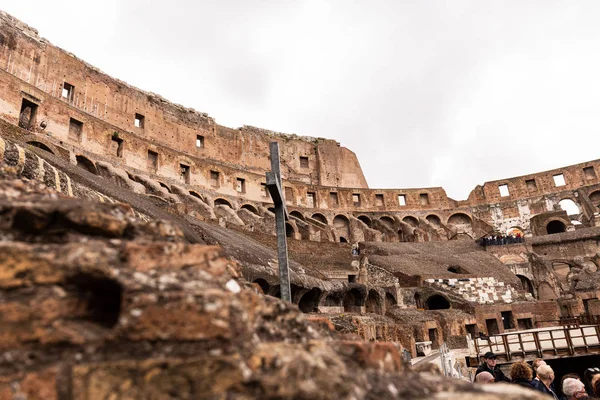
[546,220,566,234]
[214,198,233,208]
[425,295,450,310]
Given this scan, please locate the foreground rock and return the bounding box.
[0,177,547,399]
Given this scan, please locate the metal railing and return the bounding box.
[474,325,600,362]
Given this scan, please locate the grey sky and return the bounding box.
[4,1,600,199]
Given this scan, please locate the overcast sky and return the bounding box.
[4,1,600,199]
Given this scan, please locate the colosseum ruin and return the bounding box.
[1,9,599,399]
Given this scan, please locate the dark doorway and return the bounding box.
[465,324,477,338]
[501,311,515,330]
[425,295,450,310]
[19,98,38,130]
[517,318,533,330]
[518,275,535,296]
[428,328,438,349]
[547,220,566,234]
[486,318,500,335]
[298,288,322,313]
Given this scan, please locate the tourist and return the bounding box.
[510,361,534,389]
[533,365,559,399]
[531,358,547,381]
[562,378,590,400]
[475,352,510,382]
[560,374,583,400]
[475,371,495,384]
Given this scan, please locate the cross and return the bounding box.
[266,142,292,302]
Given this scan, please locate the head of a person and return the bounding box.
[561,373,582,394]
[532,358,547,371]
[476,371,495,384]
[593,374,600,397]
[510,361,533,382]
[537,365,555,385]
[483,352,497,369]
[562,378,587,399]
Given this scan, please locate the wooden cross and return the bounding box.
[266,142,292,302]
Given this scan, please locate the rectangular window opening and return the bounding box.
[299,156,309,168]
[352,193,361,206]
[111,136,124,158]
[553,173,566,187]
[68,118,83,142]
[196,135,204,148]
[19,98,38,130]
[419,193,430,205]
[210,170,220,187]
[180,163,190,184]
[525,179,537,192]
[147,150,158,172]
[236,178,246,193]
[330,192,339,206]
[62,82,74,101]
[583,166,597,180]
[307,192,315,208]
[398,194,406,206]
[134,113,145,128]
[498,184,510,197]
[375,194,384,206]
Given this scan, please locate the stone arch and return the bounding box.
[253,278,270,294]
[402,216,419,227]
[241,204,259,215]
[385,292,397,311]
[158,182,172,193]
[379,216,395,229]
[538,282,556,301]
[516,274,534,296]
[447,213,472,226]
[589,190,600,208]
[311,213,328,224]
[343,288,364,312]
[425,294,450,310]
[189,191,206,202]
[507,226,524,236]
[558,198,580,216]
[426,214,442,227]
[290,211,305,220]
[267,207,276,214]
[285,222,296,238]
[75,155,98,175]
[214,198,233,208]
[298,288,322,313]
[546,220,566,235]
[365,289,383,314]
[333,215,350,242]
[358,215,372,227]
[27,141,54,154]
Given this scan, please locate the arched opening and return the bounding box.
[333,215,350,242]
[365,290,383,314]
[426,215,441,227]
[290,211,305,221]
[507,226,524,236]
[402,216,419,227]
[285,222,296,238]
[158,182,172,193]
[589,190,600,208]
[448,213,472,226]
[358,215,372,227]
[385,292,397,311]
[214,198,233,208]
[27,141,54,154]
[516,275,534,296]
[189,191,205,202]
[298,288,322,313]
[339,237,348,243]
[267,207,276,214]
[75,155,98,175]
[241,204,259,215]
[379,216,395,229]
[253,278,270,294]
[538,282,556,301]
[311,213,328,224]
[559,199,580,216]
[425,295,450,310]
[546,220,566,234]
[65,273,122,328]
[343,288,363,312]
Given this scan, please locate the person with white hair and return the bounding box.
[562,378,589,400]
[533,364,559,400]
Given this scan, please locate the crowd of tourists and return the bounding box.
[474,351,600,399]
[479,233,525,247]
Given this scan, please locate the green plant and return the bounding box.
[112,131,119,138]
